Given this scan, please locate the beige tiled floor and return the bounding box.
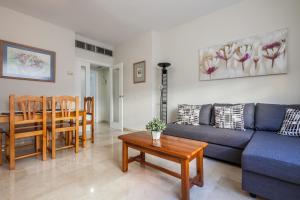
[0,123,259,200]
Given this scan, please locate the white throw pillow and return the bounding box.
[278,108,300,137]
[214,104,245,131]
[176,104,201,125]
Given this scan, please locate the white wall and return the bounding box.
[0,6,76,111]
[114,32,160,130]
[159,0,300,121]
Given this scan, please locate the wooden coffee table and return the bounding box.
[118,132,208,200]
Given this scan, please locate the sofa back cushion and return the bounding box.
[210,103,255,129]
[255,103,300,131]
[199,104,212,125]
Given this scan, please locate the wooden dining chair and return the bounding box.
[47,96,79,159]
[6,95,47,170]
[81,96,95,147]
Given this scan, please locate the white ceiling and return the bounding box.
[0,0,242,46]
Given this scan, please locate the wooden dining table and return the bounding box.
[0,110,88,147]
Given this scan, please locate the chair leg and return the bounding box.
[52,131,56,159]
[0,134,2,166]
[82,121,86,148]
[42,131,47,161]
[69,131,72,145]
[5,135,9,158]
[91,123,95,144]
[65,131,69,146]
[75,130,79,153]
[36,136,40,158]
[46,130,50,149]
[9,135,15,170]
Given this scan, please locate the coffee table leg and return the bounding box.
[122,142,128,172]
[140,151,145,164]
[196,150,204,187]
[181,159,190,200]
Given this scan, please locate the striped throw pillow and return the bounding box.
[214,104,245,131]
[176,104,201,125]
[278,108,300,137]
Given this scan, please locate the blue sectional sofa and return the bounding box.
[163,103,300,200]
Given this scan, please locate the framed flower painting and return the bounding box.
[0,40,56,82]
[199,28,287,80]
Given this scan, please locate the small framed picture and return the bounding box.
[0,40,56,82]
[133,61,146,83]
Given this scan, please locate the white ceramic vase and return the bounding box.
[151,131,161,140]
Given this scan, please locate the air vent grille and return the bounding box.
[75,40,85,49]
[75,40,113,57]
[104,49,113,56]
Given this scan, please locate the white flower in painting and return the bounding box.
[262,40,286,68]
[234,44,253,71]
[252,42,262,70]
[200,52,220,79]
[215,43,236,68]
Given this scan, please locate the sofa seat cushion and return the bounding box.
[164,124,254,149]
[242,131,300,185]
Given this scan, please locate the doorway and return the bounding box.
[78,59,123,131]
[89,64,110,124]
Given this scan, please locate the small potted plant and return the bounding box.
[146,118,166,140]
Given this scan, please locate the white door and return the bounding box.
[110,63,123,130]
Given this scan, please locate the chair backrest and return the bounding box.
[51,96,79,121]
[9,95,46,125]
[84,96,94,115]
[46,97,53,111]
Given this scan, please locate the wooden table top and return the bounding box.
[118,132,208,159]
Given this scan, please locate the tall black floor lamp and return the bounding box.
[158,62,171,124]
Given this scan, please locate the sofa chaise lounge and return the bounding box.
[163,103,300,200]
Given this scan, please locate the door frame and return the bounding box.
[76,58,111,124]
[109,63,124,130]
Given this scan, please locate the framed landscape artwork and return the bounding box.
[199,28,288,81]
[0,40,56,82]
[133,61,146,83]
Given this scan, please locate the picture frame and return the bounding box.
[0,40,56,82]
[133,61,146,83]
[199,28,287,81]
